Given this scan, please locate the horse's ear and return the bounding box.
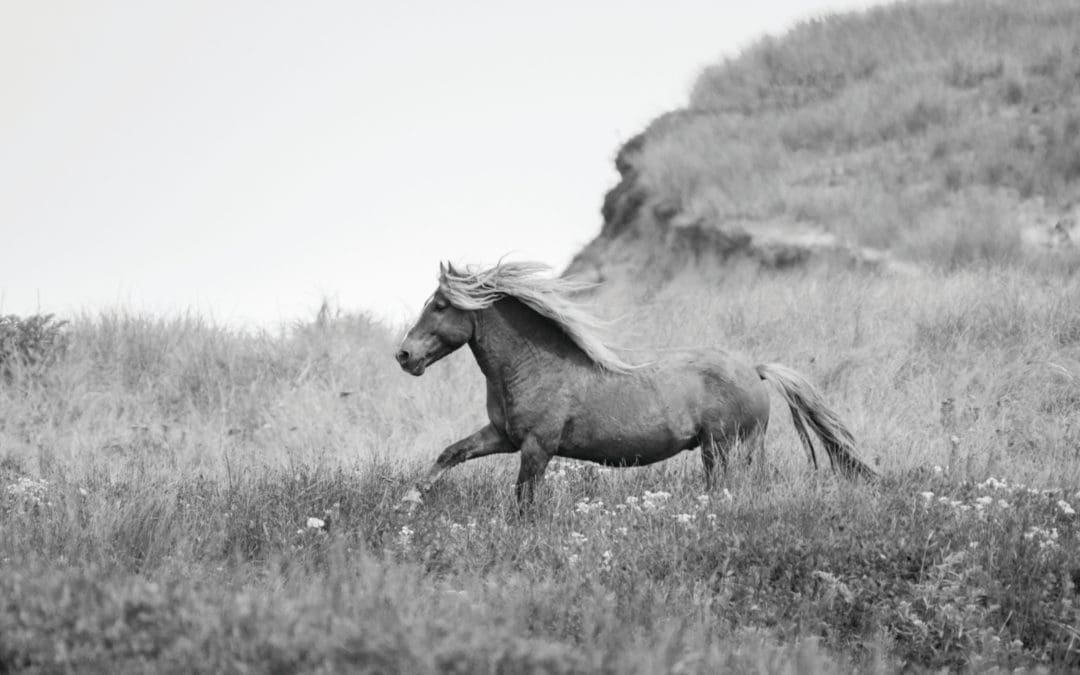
[439,261,447,277]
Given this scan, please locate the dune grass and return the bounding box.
[631,0,1080,265]
[2,262,1080,672]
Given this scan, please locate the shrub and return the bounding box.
[0,314,68,380]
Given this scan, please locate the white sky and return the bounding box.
[0,0,878,329]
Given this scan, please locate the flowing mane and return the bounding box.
[438,261,634,373]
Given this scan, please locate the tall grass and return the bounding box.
[3,263,1080,671]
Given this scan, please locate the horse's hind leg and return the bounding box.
[745,425,767,467]
[699,431,728,491]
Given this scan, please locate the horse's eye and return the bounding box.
[433,299,448,311]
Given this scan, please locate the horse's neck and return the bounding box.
[468,298,585,383]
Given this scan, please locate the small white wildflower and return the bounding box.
[1058,500,1076,516]
[397,525,414,547]
[695,495,710,508]
[642,491,672,510]
[615,527,629,536]
[674,513,693,525]
[919,491,934,502]
[625,496,639,506]
[600,550,613,571]
[1024,526,1060,551]
[706,513,718,523]
[574,498,604,515]
[569,531,587,546]
[975,496,994,509]
[998,500,1009,509]
[305,517,326,530]
[6,477,50,508]
[933,465,943,474]
[567,553,580,566]
[979,477,1008,490]
[449,522,466,535]
[938,496,950,504]
[720,489,733,503]
[1041,528,1061,551]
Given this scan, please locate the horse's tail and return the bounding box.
[756,362,877,480]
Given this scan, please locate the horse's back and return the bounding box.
[655,348,770,435]
[650,347,761,387]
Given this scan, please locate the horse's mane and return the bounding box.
[438,261,635,373]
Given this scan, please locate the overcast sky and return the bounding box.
[1,1,878,328]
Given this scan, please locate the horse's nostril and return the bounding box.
[395,349,410,364]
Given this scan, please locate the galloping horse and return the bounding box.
[395,261,875,511]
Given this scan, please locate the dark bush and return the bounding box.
[0,314,68,380]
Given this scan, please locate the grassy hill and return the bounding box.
[3,1,1080,672]
[569,0,1080,285]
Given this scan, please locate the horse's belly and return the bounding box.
[555,373,706,466]
[557,428,699,467]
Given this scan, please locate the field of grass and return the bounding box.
[3,261,1080,672]
[6,0,1080,671]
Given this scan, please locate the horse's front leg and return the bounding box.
[399,424,514,514]
[514,436,553,513]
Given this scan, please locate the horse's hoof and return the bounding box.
[396,489,423,515]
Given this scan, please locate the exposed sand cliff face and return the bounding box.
[563,120,1079,290]
[564,2,1080,290]
[564,124,908,289]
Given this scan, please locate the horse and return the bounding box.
[394,261,875,512]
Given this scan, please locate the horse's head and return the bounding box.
[395,263,475,376]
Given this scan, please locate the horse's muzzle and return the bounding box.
[395,348,426,376]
